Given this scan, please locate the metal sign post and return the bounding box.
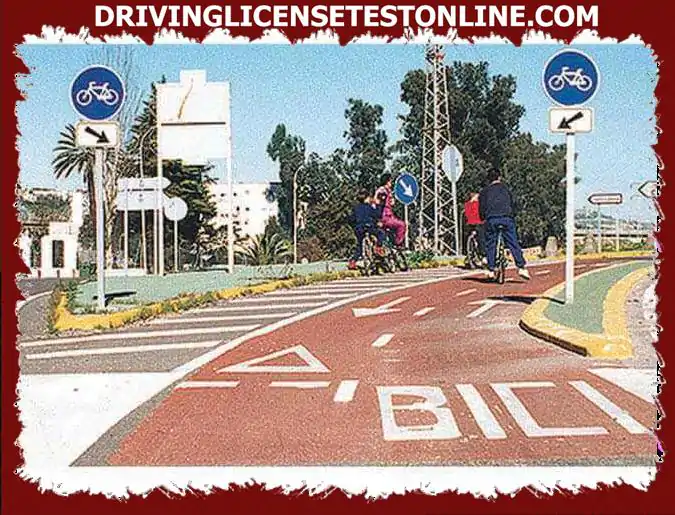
[543,49,600,305]
[94,148,106,311]
[565,134,576,303]
[164,197,188,272]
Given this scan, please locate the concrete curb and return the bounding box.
[520,263,652,359]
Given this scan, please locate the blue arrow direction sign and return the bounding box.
[70,65,125,121]
[394,173,419,205]
[543,49,600,107]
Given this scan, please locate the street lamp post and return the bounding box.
[138,126,155,274]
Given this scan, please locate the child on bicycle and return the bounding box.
[464,191,486,261]
[478,167,530,281]
[348,189,386,270]
[374,173,407,248]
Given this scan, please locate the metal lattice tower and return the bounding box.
[418,44,457,256]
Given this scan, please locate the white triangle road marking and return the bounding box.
[217,344,330,374]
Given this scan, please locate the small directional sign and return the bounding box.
[75,121,120,148]
[549,107,594,134]
[393,173,419,205]
[588,193,623,205]
[118,177,171,192]
[442,144,464,183]
[638,181,658,199]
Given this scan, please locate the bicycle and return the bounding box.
[493,224,509,284]
[76,81,120,107]
[382,229,409,273]
[360,233,388,276]
[547,67,593,92]
[465,229,483,270]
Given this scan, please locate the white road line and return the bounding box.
[456,288,477,297]
[269,381,331,389]
[505,278,515,283]
[455,384,507,440]
[575,264,587,269]
[191,302,327,314]
[466,300,504,319]
[24,340,222,360]
[535,270,551,275]
[413,307,436,317]
[293,287,377,293]
[20,325,261,348]
[569,381,649,434]
[588,368,656,404]
[592,263,608,268]
[16,290,53,312]
[148,313,296,325]
[232,294,354,302]
[333,380,359,403]
[372,334,395,348]
[176,381,240,389]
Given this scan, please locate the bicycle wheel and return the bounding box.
[495,234,506,284]
[104,89,120,106]
[76,89,92,106]
[576,75,593,92]
[548,75,565,92]
[466,236,479,269]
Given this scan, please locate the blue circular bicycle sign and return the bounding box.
[542,49,599,106]
[70,65,125,121]
[394,172,419,205]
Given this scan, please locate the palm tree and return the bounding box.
[52,124,96,224]
[236,233,292,266]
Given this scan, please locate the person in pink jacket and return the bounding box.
[375,173,407,248]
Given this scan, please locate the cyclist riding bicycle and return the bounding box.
[375,173,407,248]
[478,167,530,281]
[464,191,486,261]
[348,189,386,270]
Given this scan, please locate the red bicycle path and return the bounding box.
[106,258,656,466]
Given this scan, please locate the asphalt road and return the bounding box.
[44,258,655,468]
[16,277,67,341]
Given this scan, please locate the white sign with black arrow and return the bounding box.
[549,107,594,134]
[75,121,120,148]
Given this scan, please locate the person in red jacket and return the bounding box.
[464,192,486,258]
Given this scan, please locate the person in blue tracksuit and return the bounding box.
[348,189,385,270]
[479,167,530,281]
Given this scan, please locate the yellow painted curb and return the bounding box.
[520,263,652,359]
[53,269,362,333]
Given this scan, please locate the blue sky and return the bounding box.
[16,43,657,221]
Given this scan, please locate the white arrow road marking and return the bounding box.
[413,307,436,317]
[466,300,507,319]
[456,288,477,297]
[334,380,359,403]
[352,297,411,318]
[218,344,330,374]
[372,334,395,348]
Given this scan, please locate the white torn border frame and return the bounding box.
[14,26,658,499]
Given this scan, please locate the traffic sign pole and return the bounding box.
[157,120,165,276]
[451,178,460,256]
[404,205,409,249]
[597,207,602,253]
[124,189,129,275]
[565,133,576,304]
[94,148,106,311]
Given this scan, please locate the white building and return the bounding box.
[209,181,279,239]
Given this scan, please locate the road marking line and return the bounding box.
[24,340,222,360]
[455,384,507,440]
[575,264,587,269]
[383,358,402,362]
[20,325,261,348]
[456,288,477,297]
[191,303,327,313]
[372,334,395,348]
[148,313,296,325]
[176,381,240,389]
[588,368,656,404]
[353,296,411,318]
[535,270,551,276]
[16,290,53,312]
[269,381,331,389]
[413,307,436,317]
[334,380,359,403]
[466,300,504,319]
[592,263,608,268]
[233,294,353,302]
[569,381,650,434]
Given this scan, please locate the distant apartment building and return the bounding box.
[209,181,280,239]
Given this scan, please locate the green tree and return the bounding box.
[344,98,390,191]
[266,124,306,233]
[501,134,567,247]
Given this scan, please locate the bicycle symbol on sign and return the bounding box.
[547,67,593,92]
[75,81,120,107]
